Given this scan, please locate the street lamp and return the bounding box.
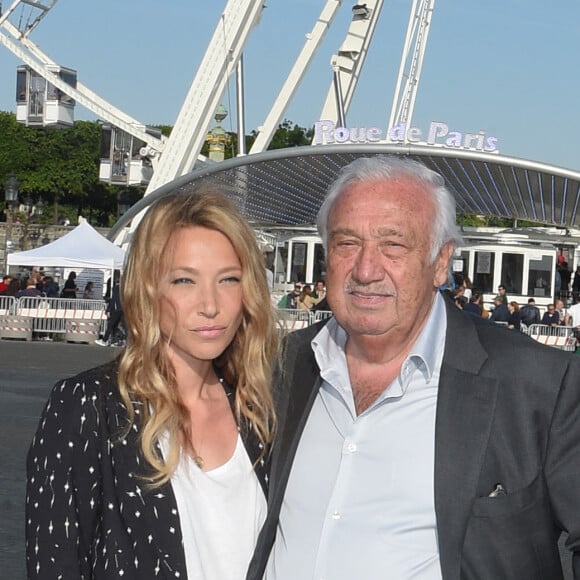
[35,197,45,218]
[4,173,19,273]
[5,174,19,205]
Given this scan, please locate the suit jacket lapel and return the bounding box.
[435,303,499,580]
[269,329,322,504]
[247,327,323,579]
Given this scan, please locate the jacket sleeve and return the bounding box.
[544,356,580,578]
[26,378,103,579]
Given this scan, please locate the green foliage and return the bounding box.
[152,124,172,138]
[0,111,314,226]
[264,119,313,150]
[459,214,517,228]
[0,111,125,226]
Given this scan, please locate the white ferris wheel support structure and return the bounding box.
[0,0,436,238]
[0,0,165,153]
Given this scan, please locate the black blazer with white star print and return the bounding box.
[26,361,268,580]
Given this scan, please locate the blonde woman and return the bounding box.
[26,190,278,579]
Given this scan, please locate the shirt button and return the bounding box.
[346,442,357,453]
[331,511,341,520]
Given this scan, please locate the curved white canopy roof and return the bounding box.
[110,144,580,240]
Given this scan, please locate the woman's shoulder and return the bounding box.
[45,361,122,417]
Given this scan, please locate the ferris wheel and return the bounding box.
[0,0,436,220]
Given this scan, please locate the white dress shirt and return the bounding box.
[266,292,447,580]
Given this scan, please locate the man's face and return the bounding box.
[325,177,452,341]
[498,286,506,295]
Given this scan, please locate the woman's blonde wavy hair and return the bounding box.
[117,188,278,487]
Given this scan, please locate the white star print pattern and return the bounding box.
[26,362,269,579]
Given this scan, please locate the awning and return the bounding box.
[110,144,580,240]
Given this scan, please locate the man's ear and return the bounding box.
[433,242,455,288]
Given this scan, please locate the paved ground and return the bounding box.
[0,339,574,579]
[0,339,121,580]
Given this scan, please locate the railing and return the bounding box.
[525,324,577,352]
[0,300,330,341]
[276,309,333,332]
[0,296,107,342]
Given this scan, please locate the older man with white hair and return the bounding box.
[248,155,580,580]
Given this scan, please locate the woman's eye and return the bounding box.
[171,277,193,285]
[221,276,241,284]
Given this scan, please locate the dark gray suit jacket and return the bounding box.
[248,299,580,580]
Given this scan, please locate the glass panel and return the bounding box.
[132,137,145,159]
[28,72,45,118]
[528,255,553,298]
[501,253,523,295]
[111,130,131,182]
[46,81,58,101]
[290,242,307,283]
[473,251,494,293]
[100,126,112,159]
[16,69,27,103]
[452,250,470,281]
[275,243,289,284]
[58,69,77,105]
[313,243,326,282]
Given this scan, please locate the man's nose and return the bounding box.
[352,243,385,283]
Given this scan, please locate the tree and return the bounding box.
[0,112,315,226]
[0,112,121,225]
[253,119,313,150]
[0,111,35,183]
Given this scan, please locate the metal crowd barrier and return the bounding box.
[525,324,577,352]
[0,295,17,316]
[276,309,333,332]
[0,296,107,343]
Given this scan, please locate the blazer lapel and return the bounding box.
[247,328,323,579]
[434,304,499,580]
[269,332,322,503]
[107,399,187,579]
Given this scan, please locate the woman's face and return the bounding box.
[158,226,244,370]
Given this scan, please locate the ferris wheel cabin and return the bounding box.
[99,124,161,186]
[16,65,77,128]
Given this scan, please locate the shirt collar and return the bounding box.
[312,291,447,394]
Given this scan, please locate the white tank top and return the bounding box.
[162,433,267,580]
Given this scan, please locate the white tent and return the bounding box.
[7,220,125,271]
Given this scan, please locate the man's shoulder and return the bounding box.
[466,310,576,363]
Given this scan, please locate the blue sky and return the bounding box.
[0,0,578,170]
